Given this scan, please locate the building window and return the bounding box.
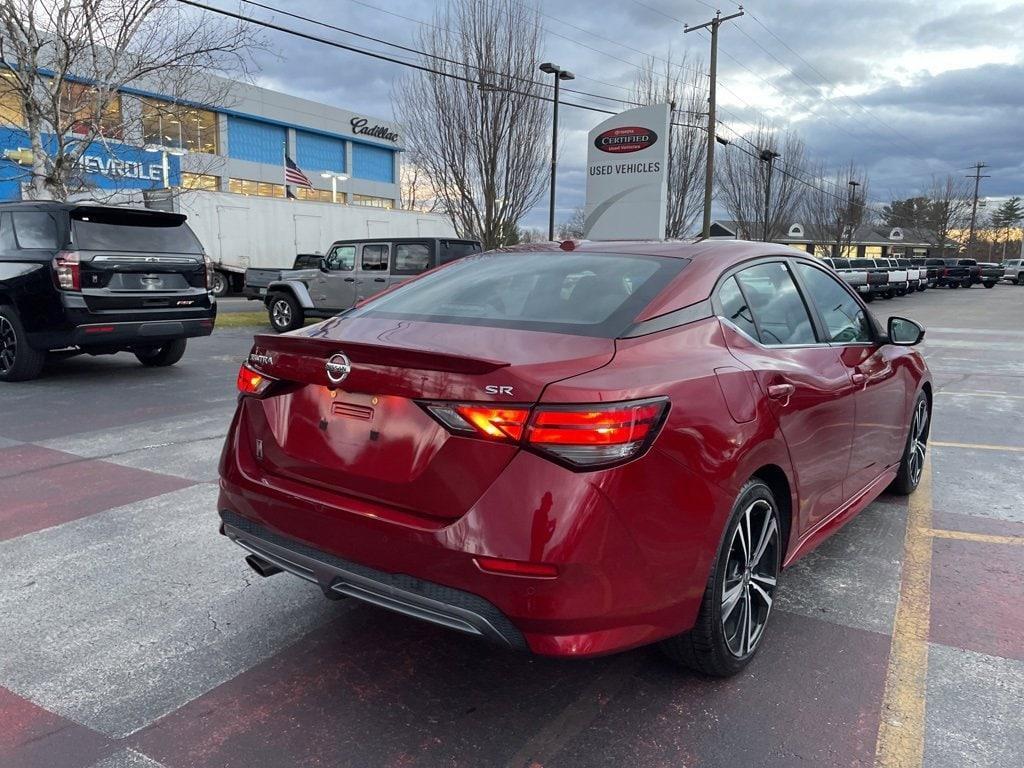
[228,177,284,198]
[141,98,219,154]
[181,173,220,191]
[864,245,883,258]
[352,143,395,183]
[0,71,25,127]
[352,194,394,209]
[63,82,122,138]
[294,187,345,203]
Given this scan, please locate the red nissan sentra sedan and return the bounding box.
[218,240,930,676]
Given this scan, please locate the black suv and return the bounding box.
[0,202,216,381]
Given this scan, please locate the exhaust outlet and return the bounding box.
[245,553,283,578]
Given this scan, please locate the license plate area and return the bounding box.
[108,273,189,291]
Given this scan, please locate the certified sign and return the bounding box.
[593,126,658,154]
[583,103,671,240]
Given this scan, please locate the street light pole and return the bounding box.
[540,62,575,242]
[759,148,780,242]
[846,180,861,257]
[320,171,350,203]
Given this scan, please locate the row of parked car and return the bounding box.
[820,256,1011,301]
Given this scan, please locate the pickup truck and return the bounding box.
[258,237,483,332]
[975,262,1001,288]
[895,258,926,292]
[1003,259,1024,284]
[243,254,322,300]
[822,257,887,301]
[911,258,940,288]
[930,258,971,288]
[849,258,895,298]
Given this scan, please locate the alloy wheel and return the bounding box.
[721,499,780,657]
[908,398,929,486]
[0,316,16,374]
[271,299,292,328]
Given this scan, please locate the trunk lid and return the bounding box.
[242,317,615,520]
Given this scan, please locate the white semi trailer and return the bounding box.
[176,192,457,296]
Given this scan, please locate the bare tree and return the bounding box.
[631,54,706,238]
[800,160,870,256]
[0,0,260,200]
[924,175,973,257]
[715,121,807,241]
[393,0,549,249]
[399,160,442,213]
[557,206,584,240]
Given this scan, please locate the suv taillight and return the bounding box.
[423,398,669,470]
[52,250,81,291]
[203,254,214,290]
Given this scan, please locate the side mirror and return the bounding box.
[318,257,330,273]
[888,316,925,346]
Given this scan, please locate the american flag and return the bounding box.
[285,155,312,188]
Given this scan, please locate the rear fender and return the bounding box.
[267,280,314,309]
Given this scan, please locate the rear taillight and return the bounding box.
[236,363,275,396]
[203,254,213,290]
[52,250,80,291]
[423,398,669,470]
[940,267,948,276]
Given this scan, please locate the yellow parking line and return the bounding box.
[920,528,1024,546]
[930,440,1024,453]
[875,459,933,768]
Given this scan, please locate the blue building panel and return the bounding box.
[352,143,395,183]
[227,115,285,165]
[1,128,180,200]
[296,131,345,173]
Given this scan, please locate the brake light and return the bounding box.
[527,400,668,468]
[423,398,669,469]
[475,556,558,578]
[52,250,80,291]
[203,254,214,290]
[236,363,274,396]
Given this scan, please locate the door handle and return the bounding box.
[343,277,355,282]
[373,277,386,283]
[767,383,795,401]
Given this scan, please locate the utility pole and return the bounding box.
[759,148,780,241]
[685,5,744,239]
[966,162,989,259]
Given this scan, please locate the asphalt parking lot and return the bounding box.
[2,284,1022,768]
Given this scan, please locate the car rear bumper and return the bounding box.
[217,415,723,658]
[70,317,215,346]
[221,509,528,649]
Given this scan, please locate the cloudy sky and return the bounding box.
[211,0,1024,229]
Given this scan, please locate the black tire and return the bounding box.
[885,290,896,299]
[917,284,926,292]
[209,270,230,298]
[1015,275,1022,285]
[0,306,46,382]
[950,282,959,289]
[134,338,187,367]
[863,292,875,303]
[267,293,303,332]
[983,282,995,289]
[889,392,929,496]
[660,479,782,677]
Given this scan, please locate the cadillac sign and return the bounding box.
[583,104,670,241]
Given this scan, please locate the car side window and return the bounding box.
[716,276,758,340]
[393,243,432,275]
[325,245,355,271]
[0,213,15,252]
[794,262,872,344]
[361,243,389,271]
[11,212,59,249]
[734,262,817,346]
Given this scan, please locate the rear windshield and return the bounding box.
[850,259,874,267]
[346,251,688,338]
[71,210,203,253]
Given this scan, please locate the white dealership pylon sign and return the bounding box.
[583,103,670,240]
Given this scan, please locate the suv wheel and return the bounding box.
[134,338,187,367]
[209,270,230,298]
[660,479,781,676]
[268,293,303,332]
[0,307,46,382]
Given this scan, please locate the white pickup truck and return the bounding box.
[893,258,925,292]
[822,257,890,301]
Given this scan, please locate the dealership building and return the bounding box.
[0,69,402,208]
